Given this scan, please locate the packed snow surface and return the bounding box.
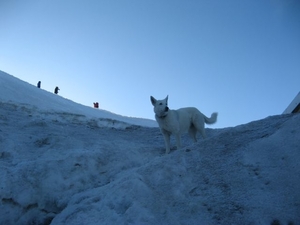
[0,71,300,225]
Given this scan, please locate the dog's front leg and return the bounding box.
[162,131,171,154]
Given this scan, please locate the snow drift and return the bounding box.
[0,71,299,225]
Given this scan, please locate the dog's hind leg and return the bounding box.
[188,126,197,142]
[175,134,182,150]
[193,118,207,139]
[198,128,207,139]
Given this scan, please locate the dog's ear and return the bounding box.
[165,95,168,104]
[150,96,157,106]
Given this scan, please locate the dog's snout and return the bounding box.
[165,106,169,111]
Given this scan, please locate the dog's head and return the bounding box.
[150,95,169,118]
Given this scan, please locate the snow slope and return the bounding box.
[0,70,300,225]
[0,71,157,128]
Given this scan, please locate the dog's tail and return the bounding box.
[204,112,218,124]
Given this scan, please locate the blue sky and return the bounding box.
[1,0,299,128]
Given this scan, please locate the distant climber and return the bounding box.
[54,86,60,94]
[93,102,99,108]
[37,81,41,88]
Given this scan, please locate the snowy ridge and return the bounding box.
[0,70,157,128]
[0,71,300,225]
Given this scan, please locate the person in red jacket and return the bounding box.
[93,102,99,108]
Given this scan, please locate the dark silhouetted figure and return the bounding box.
[54,86,60,94]
[37,81,41,88]
[93,102,99,108]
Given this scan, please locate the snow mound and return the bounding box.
[0,70,299,225]
[0,100,299,225]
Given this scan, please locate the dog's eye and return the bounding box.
[159,103,162,105]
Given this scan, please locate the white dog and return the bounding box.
[150,95,218,154]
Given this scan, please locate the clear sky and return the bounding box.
[1,0,299,128]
